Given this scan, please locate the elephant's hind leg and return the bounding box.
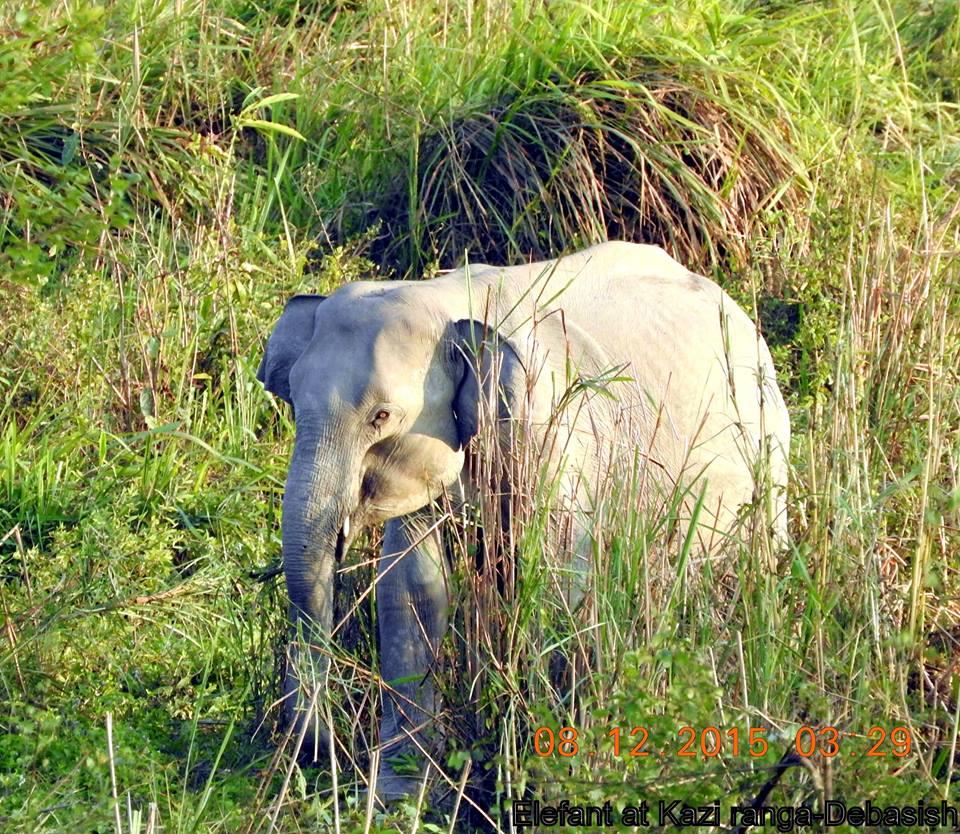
[375,512,450,799]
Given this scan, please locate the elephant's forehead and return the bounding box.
[318,295,437,358]
[368,330,442,406]
[317,290,421,334]
[296,301,437,406]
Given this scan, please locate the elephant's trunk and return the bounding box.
[279,420,358,759]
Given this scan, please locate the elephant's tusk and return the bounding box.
[342,515,350,540]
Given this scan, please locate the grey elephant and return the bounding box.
[257,240,790,798]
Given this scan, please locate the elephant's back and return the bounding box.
[538,242,790,538]
[439,241,790,540]
[464,241,789,454]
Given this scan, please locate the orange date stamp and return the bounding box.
[532,725,913,759]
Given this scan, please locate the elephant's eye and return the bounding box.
[372,409,390,427]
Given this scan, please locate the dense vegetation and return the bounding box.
[1,0,958,831]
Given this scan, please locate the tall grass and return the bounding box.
[1,0,958,830]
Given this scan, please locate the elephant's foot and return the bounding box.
[374,711,441,800]
[374,763,429,802]
[290,721,332,766]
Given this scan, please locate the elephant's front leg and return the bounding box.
[375,512,449,799]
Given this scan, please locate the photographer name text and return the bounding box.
[512,799,959,831]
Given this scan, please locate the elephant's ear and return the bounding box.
[450,319,525,448]
[257,295,326,404]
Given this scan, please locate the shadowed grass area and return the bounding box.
[1,0,958,831]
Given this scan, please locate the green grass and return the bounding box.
[1,0,959,831]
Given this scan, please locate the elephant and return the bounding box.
[257,240,790,798]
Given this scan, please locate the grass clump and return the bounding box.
[356,66,806,277]
[315,3,814,277]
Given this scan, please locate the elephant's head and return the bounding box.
[257,282,522,754]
